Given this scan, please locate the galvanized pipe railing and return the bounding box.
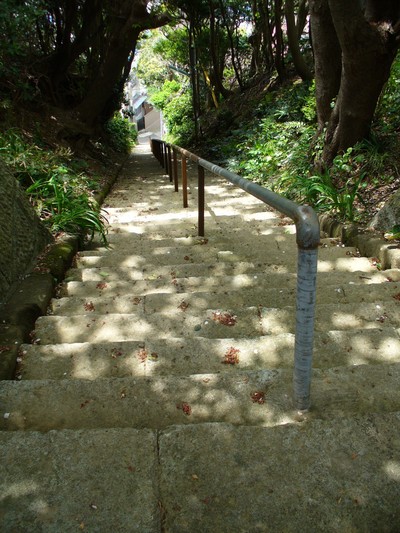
[151,138,320,411]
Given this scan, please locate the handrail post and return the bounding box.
[173,148,179,192]
[167,145,173,182]
[197,165,205,236]
[182,156,188,208]
[293,206,320,411]
[163,142,168,172]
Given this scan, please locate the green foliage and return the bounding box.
[222,80,316,185]
[163,88,195,145]
[375,54,400,133]
[0,0,44,100]
[104,115,137,153]
[0,128,108,243]
[212,73,399,223]
[279,169,366,222]
[150,80,181,110]
[136,31,173,92]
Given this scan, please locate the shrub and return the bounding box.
[104,115,137,153]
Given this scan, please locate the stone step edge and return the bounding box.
[17,327,400,381]
[51,283,400,314]
[1,363,399,432]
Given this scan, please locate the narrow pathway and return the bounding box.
[1,144,400,532]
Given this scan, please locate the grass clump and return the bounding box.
[0,128,109,243]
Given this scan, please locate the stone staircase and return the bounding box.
[1,145,400,532]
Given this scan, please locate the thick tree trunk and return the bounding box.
[208,3,230,101]
[74,1,170,130]
[311,0,400,167]
[75,30,140,126]
[309,0,341,130]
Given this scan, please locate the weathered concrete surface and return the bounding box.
[2,364,400,432]
[18,328,400,380]
[0,428,160,532]
[159,417,400,533]
[1,144,400,532]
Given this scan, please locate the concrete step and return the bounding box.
[64,264,400,286]
[1,364,400,432]
[0,427,160,532]
[156,415,400,532]
[75,244,374,272]
[19,328,400,380]
[65,261,291,283]
[33,302,400,344]
[2,413,399,531]
[51,282,400,316]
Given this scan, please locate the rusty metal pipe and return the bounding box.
[182,156,188,208]
[173,148,179,192]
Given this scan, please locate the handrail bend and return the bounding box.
[151,138,320,411]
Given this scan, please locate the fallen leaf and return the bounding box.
[212,311,237,326]
[250,391,265,404]
[222,346,240,365]
[137,348,148,363]
[96,282,108,290]
[111,348,123,358]
[177,402,192,415]
[178,300,189,311]
[84,301,95,312]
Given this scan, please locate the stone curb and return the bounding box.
[319,213,400,269]
[0,155,127,380]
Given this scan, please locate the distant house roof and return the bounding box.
[132,95,147,110]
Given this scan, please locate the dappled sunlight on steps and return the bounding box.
[2,144,400,531]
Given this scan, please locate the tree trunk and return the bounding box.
[285,0,313,81]
[74,1,170,130]
[311,0,400,167]
[274,0,286,80]
[208,2,230,101]
[309,0,341,130]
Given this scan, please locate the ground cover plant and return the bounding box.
[209,58,400,227]
[0,123,126,244]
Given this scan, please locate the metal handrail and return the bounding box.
[151,138,320,411]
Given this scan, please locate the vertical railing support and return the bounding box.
[293,206,320,410]
[167,145,172,182]
[182,156,188,208]
[173,148,179,192]
[293,248,318,410]
[197,165,205,236]
[163,143,168,172]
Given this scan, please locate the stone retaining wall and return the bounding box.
[0,159,52,302]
